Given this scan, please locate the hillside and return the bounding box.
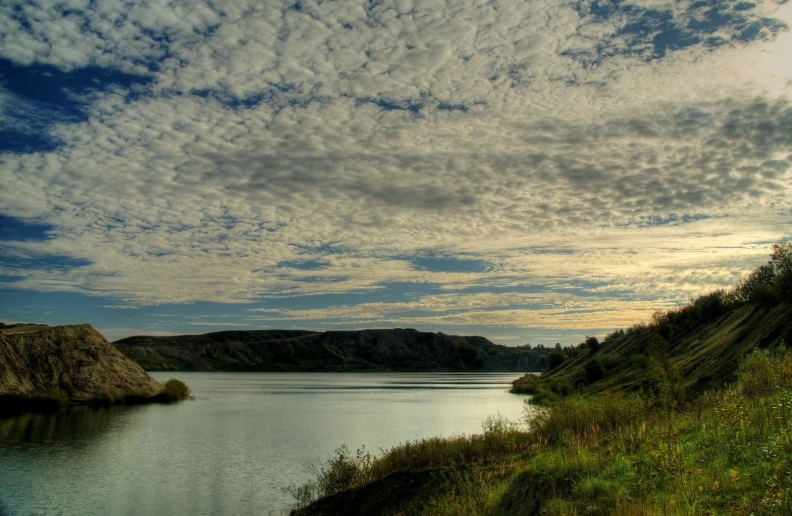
[511,300,792,400]
[289,243,792,515]
[0,323,179,413]
[114,328,549,372]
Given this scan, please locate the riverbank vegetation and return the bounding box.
[289,243,792,515]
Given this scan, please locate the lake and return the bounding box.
[0,372,531,515]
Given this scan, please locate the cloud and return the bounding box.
[186,322,253,326]
[1,0,791,336]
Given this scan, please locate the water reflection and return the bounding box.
[0,405,140,445]
[0,372,527,515]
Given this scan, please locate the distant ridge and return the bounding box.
[113,328,548,372]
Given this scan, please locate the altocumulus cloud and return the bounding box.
[1,0,791,340]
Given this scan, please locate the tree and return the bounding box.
[735,264,776,303]
[771,241,792,299]
[585,336,600,352]
[554,342,562,351]
[546,350,565,371]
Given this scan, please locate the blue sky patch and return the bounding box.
[569,0,789,65]
[278,259,328,271]
[0,59,152,153]
[356,96,424,113]
[411,256,490,273]
[1,255,92,271]
[0,215,53,241]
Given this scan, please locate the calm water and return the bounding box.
[0,372,530,515]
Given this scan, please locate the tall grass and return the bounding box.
[291,349,792,515]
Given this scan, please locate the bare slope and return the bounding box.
[114,328,547,372]
[0,323,163,405]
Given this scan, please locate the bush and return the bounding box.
[638,358,687,409]
[737,348,792,397]
[511,374,541,394]
[529,394,644,445]
[546,351,566,371]
[309,445,373,498]
[736,264,776,304]
[161,378,191,401]
[585,357,606,384]
[691,290,727,320]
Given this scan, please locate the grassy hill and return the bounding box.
[288,243,792,515]
[512,301,791,402]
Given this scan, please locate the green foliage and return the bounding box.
[529,394,645,445]
[639,358,687,410]
[545,350,565,371]
[510,374,541,394]
[312,445,373,498]
[292,245,792,514]
[293,351,792,515]
[161,378,191,401]
[585,356,606,383]
[737,348,792,397]
[736,264,776,304]
[690,289,728,319]
[772,241,792,299]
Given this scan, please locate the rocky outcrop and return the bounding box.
[0,323,163,407]
[114,328,549,372]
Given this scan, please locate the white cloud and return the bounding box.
[186,322,253,326]
[1,0,791,334]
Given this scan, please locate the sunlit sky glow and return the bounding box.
[1,0,791,345]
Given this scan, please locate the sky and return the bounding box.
[1,0,791,345]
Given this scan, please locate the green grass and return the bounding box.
[290,348,792,515]
[291,246,792,514]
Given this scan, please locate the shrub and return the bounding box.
[736,264,776,304]
[511,374,541,394]
[638,358,687,409]
[161,378,191,401]
[309,445,373,498]
[691,290,727,320]
[529,394,644,445]
[546,351,566,371]
[282,481,318,508]
[751,283,782,307]
[737,348,792,397]
[545,378,574,396]
[585,357,606,384]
